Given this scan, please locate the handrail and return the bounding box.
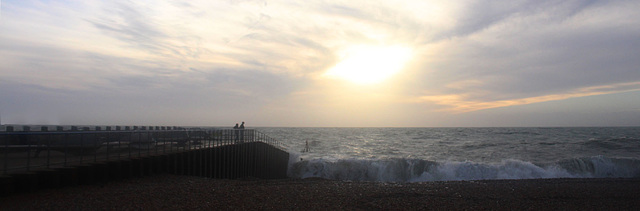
[0,128,287,175]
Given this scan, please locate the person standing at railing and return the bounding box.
[233,123,239,141]
[239,122,245,142]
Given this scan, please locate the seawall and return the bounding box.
[1,142,289,196]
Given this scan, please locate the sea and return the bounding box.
[258,127,640,182]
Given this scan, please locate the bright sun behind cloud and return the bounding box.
[324,45,413,85]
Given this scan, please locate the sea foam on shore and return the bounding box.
[288,155,640,182]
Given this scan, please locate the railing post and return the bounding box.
[24,126,32,171]
[146,129,150,157]
[94,128,99,163]
[43,127,51,169]
[223,129,228,179]
[79,127,85,164]
[127,129,132,159]
[105,127,111,161]
[63,130,68,167]
[2,131,7,175]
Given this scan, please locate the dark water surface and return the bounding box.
[259,127,640,182]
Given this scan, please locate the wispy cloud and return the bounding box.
[1,0,639,126]
[408,0,640,114]
[421,82,640,113]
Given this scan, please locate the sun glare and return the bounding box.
[325,45,413,85]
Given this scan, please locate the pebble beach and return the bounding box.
[1,174,639,210]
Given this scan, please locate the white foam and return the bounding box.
[288,156,640,182]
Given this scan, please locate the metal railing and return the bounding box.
[0,126,287,175]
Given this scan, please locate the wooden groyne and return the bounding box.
[0,126,289,196]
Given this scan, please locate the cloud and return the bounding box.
[435,0,602,39]
[1,0,639,126]
[421,82,640,113]
[87,1,212,62]
[409,0,640,112]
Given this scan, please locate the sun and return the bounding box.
[324,45,413,85]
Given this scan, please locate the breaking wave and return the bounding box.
[288,155,640,182]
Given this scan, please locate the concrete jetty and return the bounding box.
[0,126,289,196]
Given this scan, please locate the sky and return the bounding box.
[1,0,640,127]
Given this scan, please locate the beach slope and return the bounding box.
[1,175,639,210]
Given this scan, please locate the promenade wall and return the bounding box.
[0,127,289,196]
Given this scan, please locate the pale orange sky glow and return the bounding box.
[422,82,640,114]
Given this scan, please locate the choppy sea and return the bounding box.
[258,127,640,182]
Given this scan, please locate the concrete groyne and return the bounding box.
[0,127,289,196]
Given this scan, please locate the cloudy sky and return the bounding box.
[1,0,639,127]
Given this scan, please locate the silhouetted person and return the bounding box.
[304,140,310,152]
[239,122,245,142]
[233,123,239,141]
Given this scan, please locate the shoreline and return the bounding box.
[2,175,639,210]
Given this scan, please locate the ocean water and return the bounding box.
[258,127,640,182]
